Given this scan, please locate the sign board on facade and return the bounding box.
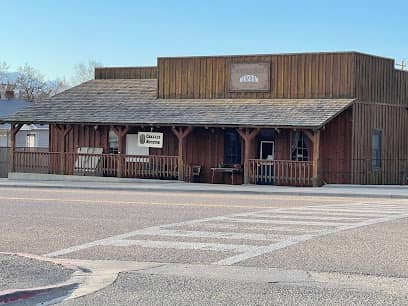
[229,63,271,92]
[137,132,163,148]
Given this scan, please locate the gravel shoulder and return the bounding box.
[0,254,73,291]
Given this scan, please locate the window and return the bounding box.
[372,129,382,169]
[291,132,309,161]
[0,131,8,147]
[26,134,36,148]
[224,129,241,165]
[108,130,119,154]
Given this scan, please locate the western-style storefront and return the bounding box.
[3,51,408,186]
[10,124,321,186]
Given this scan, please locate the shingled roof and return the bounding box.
[1,79,354,128]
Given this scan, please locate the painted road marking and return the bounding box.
[242,210,387,217]
[133,229,286,241]
[103,239,259,252]
[186,223,326,233]
[292,207,406,214]
[45,202,408,266]
[220,217,355,227]
[214,212,408,265]
[235,213,366,221]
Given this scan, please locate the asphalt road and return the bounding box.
[0,186,407,305]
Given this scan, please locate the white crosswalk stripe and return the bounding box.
[45,202,408,265]
[291,207,406,214]
[235,213,366,221]
[190,223,326,233]
[134,228,286,241]
[219,217,355,227]
[242,210,387,217]
[103,239,258,253]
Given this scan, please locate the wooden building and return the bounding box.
[2,51,408,186]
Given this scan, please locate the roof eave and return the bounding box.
[0,119,322,130]
[317,99,356,129]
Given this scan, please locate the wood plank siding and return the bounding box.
[50,125,109,153]
[44,52,407,185]
[351,53,408,184]
[95,67,158,79]
[320,110,353,184]
[351,102,408,184]
[157,53,355,99]
[354,54,408,104]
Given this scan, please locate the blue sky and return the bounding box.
[2,0,407,80]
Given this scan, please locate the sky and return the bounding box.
[2,0,407,80]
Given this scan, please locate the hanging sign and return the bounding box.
[229,63,270,92]
[137,132,163,148]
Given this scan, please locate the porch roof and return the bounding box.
[1,79,355,129]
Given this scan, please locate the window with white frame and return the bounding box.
[26,134,36,148]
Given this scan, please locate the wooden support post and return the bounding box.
[236,128,260,184]
[172,126,193,181]
[10,123,23,172]
[303,129,321,187]
[56,124,72,175]
[312,130,321,187]
[112,126,128,177]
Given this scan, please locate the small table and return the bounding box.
[211,167,241,184]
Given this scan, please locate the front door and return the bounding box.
[260,141,274,160]
[257,141,275,185]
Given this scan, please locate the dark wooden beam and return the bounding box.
[171,127,193,181]
[312,130,321,187]
[236,128,260,184]
[111,126,129,178]
[303,130,315,143]
[9,123,24,172]
[54,125,73,175]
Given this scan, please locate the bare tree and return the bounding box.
[0,61,9,83]
[15,63,57,102]
[71,59,102,85]
[47,77,70,96]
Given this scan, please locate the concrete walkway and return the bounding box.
[1,173,408,199]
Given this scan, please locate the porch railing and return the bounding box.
[248,159,313,186]
[14,151,179,180]
[12,151,408,186]
[14,151,61,174]
[123,155,178,179]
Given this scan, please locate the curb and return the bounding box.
[0,252,79,305]
[0,283,77,305]
[0,182,407,199]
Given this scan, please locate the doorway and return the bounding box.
[257,141,275,185]
[260,141,274,160]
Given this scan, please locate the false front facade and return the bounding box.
[3,52,408,186]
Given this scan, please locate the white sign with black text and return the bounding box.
[137,132,163,148]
